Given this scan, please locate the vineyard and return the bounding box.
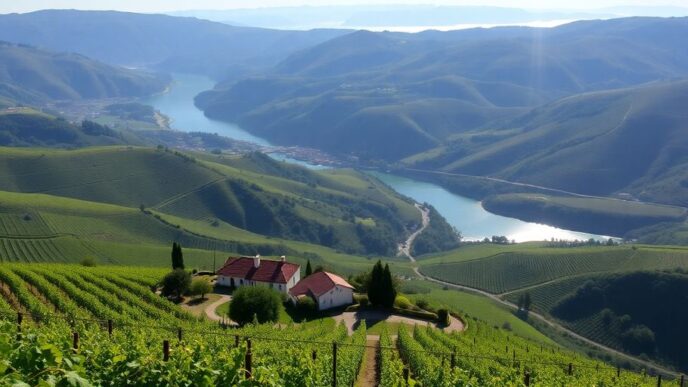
[0,263,674,386]
[421,247,688,293]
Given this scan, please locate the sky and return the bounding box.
[1,0,687,14]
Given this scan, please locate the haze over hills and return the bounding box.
[170,5,613,30]
[409,80,688,207]
[0,10,349,80]
[169,5,688,30]
[196,17,688,161]
[0,41,168,104]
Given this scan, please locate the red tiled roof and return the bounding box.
[289,271,354,298]
[217,257,300,284]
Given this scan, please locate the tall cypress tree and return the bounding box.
[305,260,313,277]
[171,242,185,270]
[368,260,383,306]
[381,264,397,307]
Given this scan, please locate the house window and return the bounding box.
[240,279,243,285]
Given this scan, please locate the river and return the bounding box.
[145,73,608,242]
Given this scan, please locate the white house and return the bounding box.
[289,271,354,311]
[216,255,300,294]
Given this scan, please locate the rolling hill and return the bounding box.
[410,80,688,208]
[0,109,127,147]
[197,17,688,161]
[0,10,348,80]
[418,242,688,371]
[0,41,168,104]
[0,146,433,258]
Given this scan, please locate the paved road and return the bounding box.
[205,294,231,322]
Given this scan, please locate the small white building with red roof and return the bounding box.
[289,271,354,311]
[216,255,300,293]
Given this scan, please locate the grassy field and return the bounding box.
[0,146,421,257]
[401,279,553,344]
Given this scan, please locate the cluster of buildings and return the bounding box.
[216,255,354,311]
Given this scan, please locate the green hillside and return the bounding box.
[0,146,430,259]
[413,81,688,206]
[507,271,688,371]
[418,242,688,371]
[419,244,688,294]
[0,41,168,104]
[0,109,128,147]
[481,193,687,237]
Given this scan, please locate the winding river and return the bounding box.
[145,73,607,242]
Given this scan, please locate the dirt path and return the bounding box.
[204,294,231,322]
[398,204,430,262]
[356,338,379,387]
[333,310,464,335]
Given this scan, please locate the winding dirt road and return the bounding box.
[398,204,430,262]
[204,294,231,322]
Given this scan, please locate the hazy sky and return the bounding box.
[2,0,687,14]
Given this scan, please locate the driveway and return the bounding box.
[332,309,464,335]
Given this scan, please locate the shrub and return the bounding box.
[354,294,369,307]
[161,269,191,299]
[229,286,281,325]
[188,278,213,299]
[80,257,97,267]
[415,298,429,310]
[296,296,317,312]
[392,307,438,321]
[394,295,413,310]
[501,322,513,331]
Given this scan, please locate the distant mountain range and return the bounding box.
[196,17,688,163]
[2,10,688,220]
[0,10,348,80]
[0,41,168,104]
[169,5,688,30]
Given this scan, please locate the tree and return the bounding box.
[367,260,384,306]
[523,292,532,311]
[381,264,397,307]
[161,269,191,300]
[171,242,185,270]
[229,286,281,326]
[367,261,397,308]
[305,260,313,277]
[189,278,213,300]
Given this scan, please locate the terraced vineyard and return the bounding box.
[0,263,670,385]
[421,247,688,293]
[505,276,593,313]
[394,320,665,386]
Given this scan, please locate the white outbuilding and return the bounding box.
[289,271,354,311]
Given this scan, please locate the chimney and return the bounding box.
[280,255,286,262]
[253,254,261,268]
